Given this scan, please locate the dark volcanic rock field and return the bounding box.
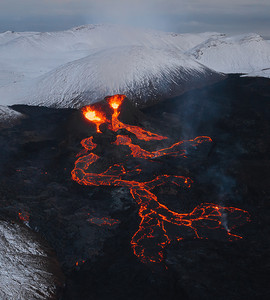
[0,75,269,300]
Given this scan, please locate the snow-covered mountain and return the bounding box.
[0,24,221,84]
[188,33,270,76]
[0,24,269,111]
[22,46,223,108]
[0,24,224,108]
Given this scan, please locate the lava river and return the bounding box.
[71,94,250,264]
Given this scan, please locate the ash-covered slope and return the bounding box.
[26,46,224,108]
[0,220,64,299]
[189,33,270,75]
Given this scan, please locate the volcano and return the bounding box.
[71,94,249,264]
[0,24,269,298]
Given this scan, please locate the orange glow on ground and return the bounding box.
[87,216,120,227]
[72,95,250,264]
[75,260,85,267]
[18,211,30,223]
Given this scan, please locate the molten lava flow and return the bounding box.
[108,95,167,141]
[82,106,107,133]
[108,94,125,110]
[113,135,212,159]
[87,216,120,227]
[72,94,250,264]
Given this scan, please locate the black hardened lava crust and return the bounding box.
[0,75,269,300]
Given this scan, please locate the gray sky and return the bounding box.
[1,0,270,36]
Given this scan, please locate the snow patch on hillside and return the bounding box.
[243,68,270,78]
[0,220,62,299]
[0,106,24,126]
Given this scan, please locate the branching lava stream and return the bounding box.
[72,95,250,264]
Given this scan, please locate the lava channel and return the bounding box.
[71,94,250,264]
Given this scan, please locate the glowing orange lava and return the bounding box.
[108,94,125,110]
[72,94,250,264]
[87,216,120,227]
[82,94,167,141]
[82,106,107,133]
[109,99,167,141]
[75,260,85,267]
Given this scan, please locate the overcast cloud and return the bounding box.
[0,0,270,36]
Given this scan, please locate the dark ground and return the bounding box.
[0,75,269,300]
